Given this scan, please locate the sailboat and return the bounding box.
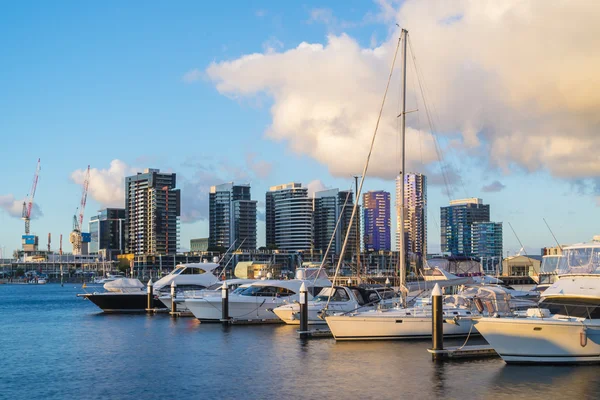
[324,29,481,340]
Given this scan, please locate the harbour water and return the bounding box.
[1,284,600,400]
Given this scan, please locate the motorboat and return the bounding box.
[272,285,397,325]
[78,262,220,313]
[473,237,600,364]
[533,254,563,292]
[185,268,332,322]
[158,278,257,311]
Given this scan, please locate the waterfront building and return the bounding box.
[313,189,356,257]
[266,183,312,251]
[471,221,503,273]
[190,238,209,253]
[396,173,427,265]
[209,183,257,250]
[89,208,126,260]
[440,198,490,257]
[441,197,503,272]
[125,168,180,255]
[363,191,391,252]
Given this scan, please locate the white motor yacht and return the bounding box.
[474,237,600,364]
[78,262,219,313]
[185,268,332,322]
[272,285,397,325]
[158,278,256,311]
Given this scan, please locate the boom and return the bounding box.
[21,158,41,235]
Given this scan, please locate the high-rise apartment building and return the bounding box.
[266,183,312,251]
[363,191,391,252]
[396,173,427,263]
[209,183,257,251]
[89,208,126,259]
[471,221,503,273]
[125,168,180,255]
[440,198,490,257]
[313,189,356,257]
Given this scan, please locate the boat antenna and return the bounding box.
[217,238,246,279]
[508,222,529,258]
[543,218,563,251]
[325,31,403,311]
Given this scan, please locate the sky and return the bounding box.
[1,0,600,258]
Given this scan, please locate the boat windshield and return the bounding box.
[541,256,562,273]
[557,246,600,274]
[240,286,296,297]
[313,288,350,302]
[171,267,185,275]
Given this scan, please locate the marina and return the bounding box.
[3,283,600,400]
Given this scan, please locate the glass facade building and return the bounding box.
[89,208,126,259]
[313,189,356,258]
[209,183,257,250]
[363,191,391,252]
[266,183,312,251]
[441,198,503,272]
[472,221,503,273]
[441,198,490,256]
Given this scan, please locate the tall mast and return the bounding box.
[399,29,408,290]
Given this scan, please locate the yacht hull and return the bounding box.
[475,317,600,364]
[273,303,360,325]
[82,293,164,313]
[185,297,286,322]
[326,311,475,340]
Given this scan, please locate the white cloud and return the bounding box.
[182,68,202,83]
[204,0,600,199]
[0,194,43,219]
[306,180,330,197]
[70,160,137,208]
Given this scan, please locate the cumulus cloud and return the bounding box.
[204,1,600,202]
[71,160,138,208]
[482,180,506,193]
[306,180,330,197]
[0,194,43,219]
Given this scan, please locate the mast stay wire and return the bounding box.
[407,35,471,202]
[326,35,403,311]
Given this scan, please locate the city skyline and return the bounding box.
[2,2,600,257]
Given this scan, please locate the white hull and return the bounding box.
[475,317,600,364]
[185,296,286,322]
[326,308,475,340]
[273,303,361,325]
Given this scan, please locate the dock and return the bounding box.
[297,328,333,338]
[427,345,498,359]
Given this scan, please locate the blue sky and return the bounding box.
[1,1,599,257]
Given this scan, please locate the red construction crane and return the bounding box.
[21,158,41,235]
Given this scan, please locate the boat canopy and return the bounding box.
[426,257,483,277]
[557,241,600,274]
[104,278,144,293]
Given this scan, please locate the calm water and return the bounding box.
[1,284,600,400]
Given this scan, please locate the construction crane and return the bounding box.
[70,165,90,254]
[21,158,41,235]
